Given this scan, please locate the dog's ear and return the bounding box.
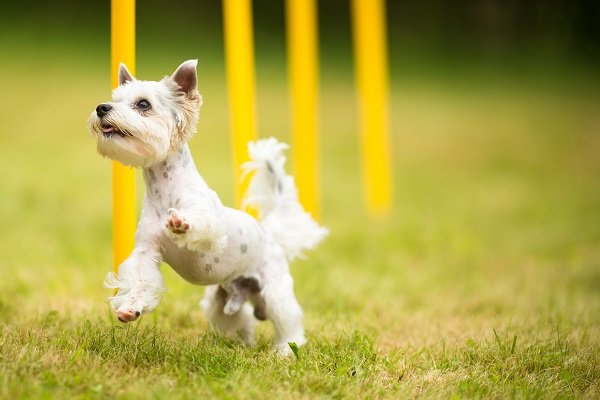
[171,59,198,95]
[118,63,135,86]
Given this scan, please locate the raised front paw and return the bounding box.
[165,208,190,234]
[116,308,141,323]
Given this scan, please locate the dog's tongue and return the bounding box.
[102,125,115,134]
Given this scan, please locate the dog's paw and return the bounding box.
[273,337,306,357]
[116,308,141,323]
[165,208,190,234]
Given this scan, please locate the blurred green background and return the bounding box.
[1,0,599,346]
[0,1,599,397]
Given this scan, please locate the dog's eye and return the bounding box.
[136,99,151,111]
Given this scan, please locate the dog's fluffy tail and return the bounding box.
[242,138,328,262]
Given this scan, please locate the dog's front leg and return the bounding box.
[104,245,164,322]
[164,206,228,254]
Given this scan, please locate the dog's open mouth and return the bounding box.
[101,123,126,138]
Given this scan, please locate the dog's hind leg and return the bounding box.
[260,269,306,356]
[200,285,256,345]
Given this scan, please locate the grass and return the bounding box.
[0,41,599,398]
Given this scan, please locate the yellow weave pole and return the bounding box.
[223,0,258,209]
[351,0,392,217]
[111,0,136,272]
[285,0,320,218]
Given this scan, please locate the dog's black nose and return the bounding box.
[96,103,113,118]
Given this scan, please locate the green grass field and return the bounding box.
[0,44,599,398]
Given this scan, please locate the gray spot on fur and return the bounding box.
[254,302,267,321]
[179,148,191,168]
[233,276,261,293]
[214,257,219,263]
[240,243,248,254]
[199,252,205,258]
[146,168,158,185]
[220,276,263,318]
[143,168,158,195]
[266,161,274,173]
[163,172,169,179]
[205,264,212,273]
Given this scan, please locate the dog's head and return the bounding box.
[87,60,201,167]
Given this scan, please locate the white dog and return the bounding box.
[87,60,328,355]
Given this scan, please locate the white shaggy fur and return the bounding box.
[87,60,327,355]
[243,139,329,261]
